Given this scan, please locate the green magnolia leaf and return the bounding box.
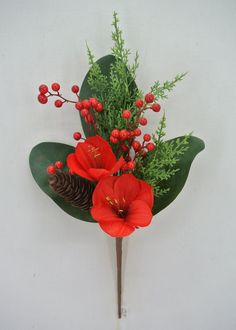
[152,136,205,215]
[29,142,95,223]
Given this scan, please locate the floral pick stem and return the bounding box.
[116,237,123,318]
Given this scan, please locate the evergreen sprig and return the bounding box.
[151,73,187,100]
[135,115,191,197]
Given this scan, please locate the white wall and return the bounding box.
[0,0,235,329]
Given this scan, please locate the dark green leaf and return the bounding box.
[29,142,95,223]
[152,136,205,215]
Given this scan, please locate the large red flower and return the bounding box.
[67,135,125,182]
[91,174,154,237]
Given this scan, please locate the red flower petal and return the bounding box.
[108,157,125,176]
[92,176,118,205]
[86,135,117,169]
[99,221,135,237]
[91,204,120,222]
[125,200,153,227]
[137,180,154,209]
[88,168,109,181]
[113,174,140,207]
[67,153,94,181]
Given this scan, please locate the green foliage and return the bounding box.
[151,73,187,100]
[84,12,141,141]
[152,136,205,215]
[135,115,191,197]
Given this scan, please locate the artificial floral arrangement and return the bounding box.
[29,12,205,318]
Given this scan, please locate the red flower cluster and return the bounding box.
[91,174,153,237]
[67,135,125,182]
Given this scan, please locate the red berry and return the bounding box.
[86,114,94,123]
[55,161,63,169]
[82,99,91,109]
[127,161,136,170]
[81,109,89,117]
[54,100,63,108]
[90,98,98,108]
[38,94,48,104]
[120,144,129,152]
[122,109,131,119]
[39,84,48,94]
[140,149,147,157]
[134,128,142,136]
[121,163,128,171]
[47,165,56,175]
[71,85,80,93]
[135,99,144,108]
[143,134,151,142]
[129,131,135,139]
[110,136,119,144]
[51,83,60,92]
[146,142,155,151]
[145,93,155,103]
[132,140,141,151]
[139,117,147,126]
[73,132,81,140]
[75,102,83,111]
[111,129,120,138]
[151,103,161,112]
[119,129,129,140]
[96,103,103,112]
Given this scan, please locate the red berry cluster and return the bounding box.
[38,83,80,108]
[108,92,160,172]
[47,160,64,175]
[74,97,103,124]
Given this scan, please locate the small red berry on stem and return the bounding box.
[146,142,155,151]
[82,99,91,109]
[96,103,103,112]
[55,161,63,169]
[127,161,136,170]
[38,94,48,104]
[132,140,141,151]
[111,129,120,138]
[51,83,60,92]
[143,133,151,142]
[73,132,82,140]
[54,100,63,108]
[120,144,129,152]
[134,128,142,136]
[75,102,83,111]
[90,98,98,108]
[151,103,161,112]
[119,129,129,140]
[145,93,155,104]
[135,99,144,108]
[71,85,80,94]
[39,84,48,94]
[86,114,94,124]
[139,117,147,126]
[81,109,89,117]
[122,110,131,119]
[110,136,119,144]
[47,165,56,175]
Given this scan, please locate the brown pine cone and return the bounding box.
[49,172,95,211]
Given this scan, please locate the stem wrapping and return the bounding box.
[116,237,123,318]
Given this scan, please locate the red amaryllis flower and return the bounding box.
[91,174,154,237]
[67,135,125,182]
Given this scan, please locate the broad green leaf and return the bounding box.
[29,142,95,223]
[152,136,205,215]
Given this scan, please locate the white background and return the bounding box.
[0,0,235,329]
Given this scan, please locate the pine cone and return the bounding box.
[49,172,95,211]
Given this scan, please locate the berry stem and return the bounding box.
[48,91,79,104]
